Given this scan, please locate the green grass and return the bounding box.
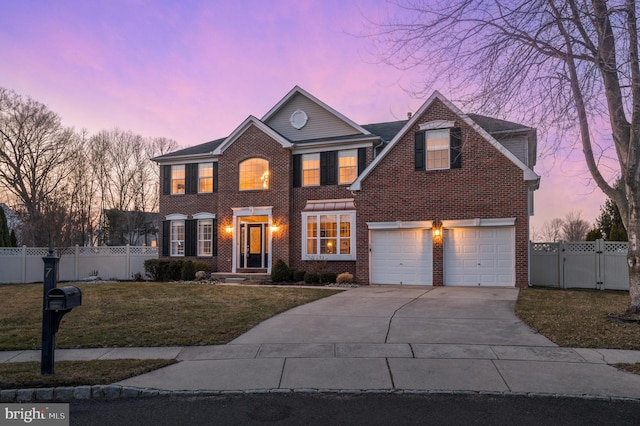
[515,287,640,350]
[0,359,176,389]
[0,282,341,350]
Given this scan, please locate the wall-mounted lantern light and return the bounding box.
[432,218,443,241]
[270,224,280,233]
[225,225,233,234]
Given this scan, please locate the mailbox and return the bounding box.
[46,286,82,311]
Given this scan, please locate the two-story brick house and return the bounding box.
[154,86,539,287]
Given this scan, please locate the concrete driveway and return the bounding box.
[117,286,640,398]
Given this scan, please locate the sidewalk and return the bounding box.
[3,287,640,400]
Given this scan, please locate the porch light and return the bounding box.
[270,224,279,232]
[225,225,233,234]
[432,218,443,240]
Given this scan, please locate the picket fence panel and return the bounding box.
[0,245,158,284]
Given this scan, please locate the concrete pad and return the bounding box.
[9,351,40,362]
[280,358,392,390]
[283,295,411,317]
[387,317,556,346]
[590,348,640,364]
[425,287,519,301]
[396,299,517,319]
[231,315,390,344]
[492,346,585,362]
[55,348,114,361]
[495,360,640,398]
[257,344,335,358]
[336,344,413,358]
[98,347,183,360]
[337,287,433,299]
[412,344,496,360]
[0,351,27,363]
[117,359,284,391]
[177,345,260,361]
[388,358,509,392]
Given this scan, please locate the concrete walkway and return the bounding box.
[4,287,640,399]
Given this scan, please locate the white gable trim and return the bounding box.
[262,86,372,136]
[213,116,292,155]
[193,212,216,220]
[350,91,540,191]
[165,213,187,220]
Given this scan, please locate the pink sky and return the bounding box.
[0,0,611,234]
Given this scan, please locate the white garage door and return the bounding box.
[444,227,515,287]
[370,229,433,285]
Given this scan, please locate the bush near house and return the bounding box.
[144,259,211,281]
[292,269,306,282]
[337,272,354,284]
[320,272,337,284]
[271,259,292,282]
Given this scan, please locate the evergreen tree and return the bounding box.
[0,207,9,246]
[595,198,628,242]
[9,229,17,247]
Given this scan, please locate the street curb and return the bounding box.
[2,386,639,403]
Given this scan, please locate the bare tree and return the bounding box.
[562,211,591,241]
[370,0,640,312]
[538,218,565,242]
[0,87,76,246]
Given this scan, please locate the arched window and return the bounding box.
[239,158,269,190]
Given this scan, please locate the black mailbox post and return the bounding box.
[41,250,82,375]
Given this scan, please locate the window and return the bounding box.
[338,150,357,184]
[303,212,356,260]
[198,219,213,256]
[171,165,185,194]
[302,153,320,186]
[170,220,185,256]
[426,129,450,170]
[198,163,214,193]
[239,158,269,190]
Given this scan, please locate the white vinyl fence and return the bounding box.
[530,239,629,290]
[0,245,158,284]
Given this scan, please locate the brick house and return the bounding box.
[154,86,539,287]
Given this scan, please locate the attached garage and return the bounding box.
[370,228,433,285]
[444,226,515,287]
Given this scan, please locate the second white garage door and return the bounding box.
[370,229,433,285]
[444,227,515,287]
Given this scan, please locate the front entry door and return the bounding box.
[246,224,263,268]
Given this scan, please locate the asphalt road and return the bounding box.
[70,393,640,426]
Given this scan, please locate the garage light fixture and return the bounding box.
[432,218,443,241]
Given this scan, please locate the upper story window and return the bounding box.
[414,126,462,171]
[198,163,214,193]
[302,153,320,187]
[338,150,357,184]
[426,129,450,170]
[171,165,185,194]
[239,158,269,190]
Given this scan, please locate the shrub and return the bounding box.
[192,261,211,272]
[181,260,196,281]
[304,272,320,284]
[292,269,306,282]
[336,272,354,284]
[320,272,337,284]
[271,259,292,282]
[144,259,185,281]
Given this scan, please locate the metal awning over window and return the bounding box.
[303,198,356,212]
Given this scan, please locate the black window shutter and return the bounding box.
[185,219,197,256]
[450,127,462,169]
[162,165,171,195]
[320,151,337,185]
[293,154,301,187]
[213,219,218,256]
[185,164,197,194]
[357,148,366,175]
[162,220,170,256]
[415,132,425,171]
[213,162,218,192]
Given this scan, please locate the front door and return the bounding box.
[246,224,263,268]
[239,221,268,269]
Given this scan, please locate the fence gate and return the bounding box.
[530,239,628,290]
